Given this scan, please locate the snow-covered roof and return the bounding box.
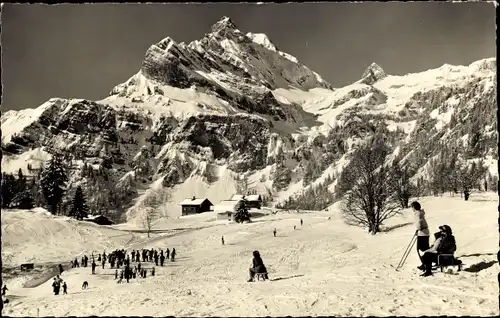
[230,194,262,201]
[179,198,211,206]
[85,214,104,220]
[214,200,240,213]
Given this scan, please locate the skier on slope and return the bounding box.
[412,201,430,270]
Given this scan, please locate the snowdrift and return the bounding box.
[1,209,137,267]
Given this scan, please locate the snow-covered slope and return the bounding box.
[2,193,497,316]
[1,16,496,223]
[1,208,139,266]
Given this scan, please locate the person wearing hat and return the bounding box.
[420,225,456,277]
[411,201,430,266]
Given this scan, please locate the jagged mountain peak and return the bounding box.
[211,16,239,34]
[133,15,332,96]
[155,37,177,50]
[361,62,387,85]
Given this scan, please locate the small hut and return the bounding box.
[230,194,262,209]
[179,197,213,216]
[83,215,115,226]
[214,200,241,221]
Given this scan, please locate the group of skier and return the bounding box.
[51,275,67,295]
[70,254,90,268]
[115,265,156,283]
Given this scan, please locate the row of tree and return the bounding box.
[336,134,492,235]
[276,174,336,211]
[1,154,90,221]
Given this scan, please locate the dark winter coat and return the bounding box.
[251,251,267,273]
[437,235,456,254]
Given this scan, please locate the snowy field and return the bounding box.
[1,193,498,316]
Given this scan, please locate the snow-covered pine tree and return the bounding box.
[40,153,68,214]
[234,198,251,223]
[70,186,89,220]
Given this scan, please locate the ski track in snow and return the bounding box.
[1,193,498,316]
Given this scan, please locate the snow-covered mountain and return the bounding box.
[1,17,497,223]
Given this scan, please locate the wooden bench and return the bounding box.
[437,254,462,272]
[255,272,268,281]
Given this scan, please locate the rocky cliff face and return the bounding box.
[1,16,496,223]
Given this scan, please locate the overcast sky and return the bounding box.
[1,2,495,112]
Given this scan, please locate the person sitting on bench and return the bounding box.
[248,250,268,282]
[421,225,456,277]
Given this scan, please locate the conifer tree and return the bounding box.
[1,173,17,208]
[70,186,89,220]
[17,168,27,193]
[234,199,251,223]
[40,154,68,214]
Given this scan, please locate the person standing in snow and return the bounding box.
[300,219,303,226]
[115,269,118,280]
[62,282,67,295]
[52,278,59,295]
[91,261,96,274]
[221,236,225,245]
[166,248,170,260]
[273,228,277,237]
[412,201,430,268]
[171,248,176,262]
[160,253,165,267]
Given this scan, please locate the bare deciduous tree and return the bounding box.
[389,160,416,209]
[141,186,171,237]
[235,173,254,195]
[338,136,400,234]
[457,159,488,201]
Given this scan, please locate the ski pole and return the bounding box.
[396,236,416,271]
[398,235,416,270]
[395,235,417,271]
